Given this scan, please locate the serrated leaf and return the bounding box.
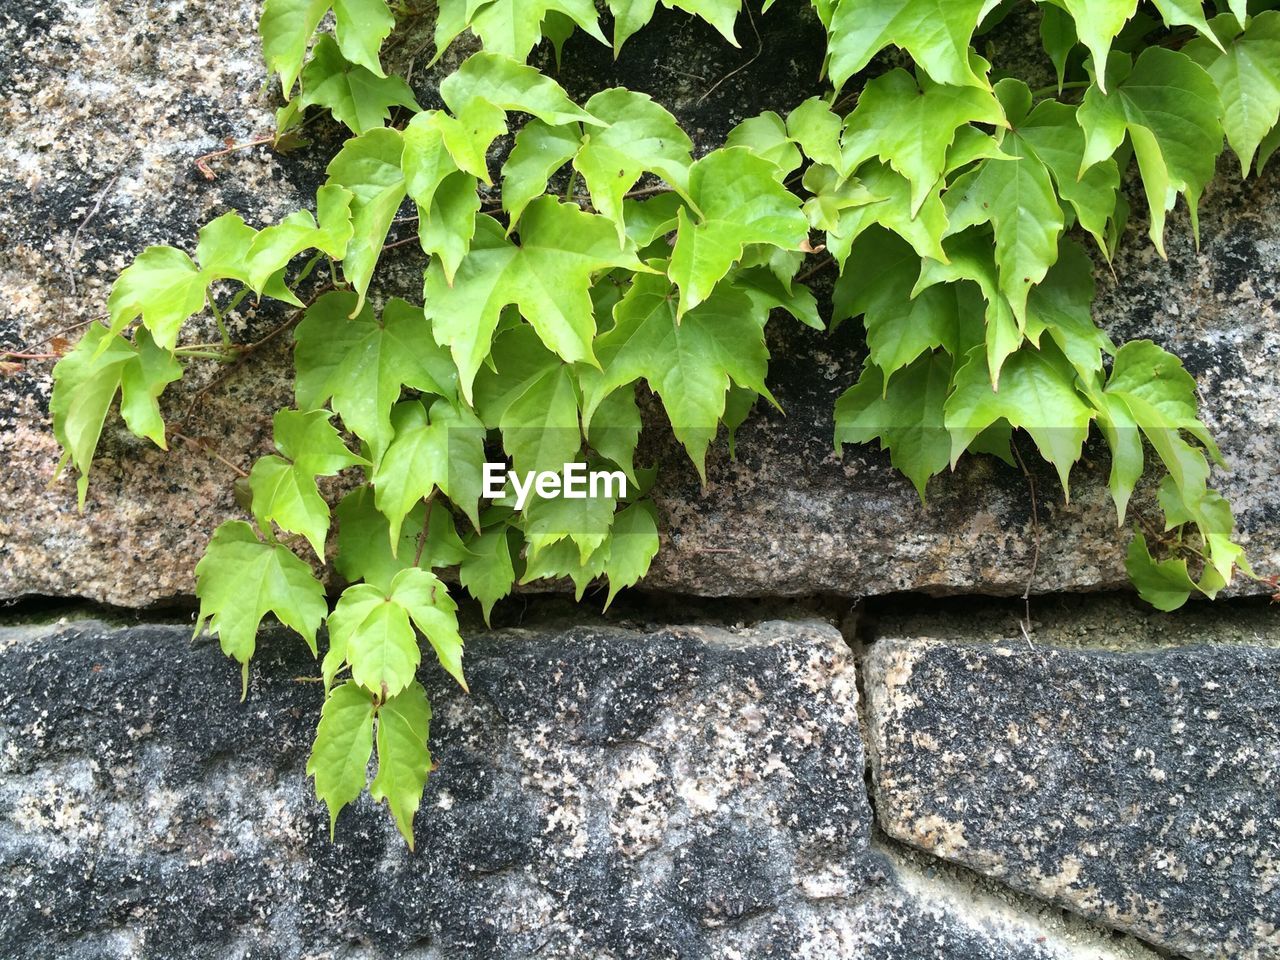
[834,227,983,381]
[300,35,420,135]
[306,681,375,837]
[261,0,394,95]
[587,383,642,480]
[425,199,646,401]
[829,161,948,266]
[1040,4,1077,92]
[734,265,824,331]
[1125,531,1196,611]
[522,484,619,563]
[371,401,450,547]
[603,500,660,608]
[1060,0,1137,93]
[391,567,467,690]
[459,527,516,623]
[943,134,1064,328]
[462,0,608,60]
[440,52,601,126]
[1078,49,1223,254]
[835,351,953,501]
[245,184,355,293]
[106,246,208,350]
[669,147,809,318]
[52,326,181,507]
[501,119,582,227]
[329,582,420,700]
[501,364,583,477]
[519,534,608,598]
[584,272,773,478]
[294,293,456,462]
[194,520,328,663]
[370,681,432,848]
[725,113,802,177]
[325,127,407,311]
[1187,12,1280,176]
[1023,239,1114,381]
[417,170,481,285]
[944,343,1094,496]
[249,455,332,559]
[575,88,693,243]
[610,0,741,53]
[336,486,470,591]
[842,69,1006,217]
[827,0,988,91]
[787,97,843,168]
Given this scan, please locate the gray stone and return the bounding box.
[0,616,1155,959]
[864,596,1280,960]
[3,1,1279,607]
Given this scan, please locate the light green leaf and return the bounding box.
[336,486,470,590]
[325,127,407,311]
[329,581,422,699]
[245,184,355,293]
[725,113,802,177]
[194,520,328,663]
[424,199,646,401]
[459,527,516,624]
[1078,49,1223,254]
[734,265,824,331]
[835,351,953,501]
[389,567,467,690]
[829,161,948,266]
[372,401,450,547]
[51,326,182,507]
[261,0,394,94]
[603,500,660,608]
[584,272,774,478]
[440,52,601,126]
[106,246,208,350]
[575,88,693,243]
[294,293,456,462]
[1125,531,1196,611]
[587,383,642,480]
[306,681,375,837]
[787,97,843,168]
[1060,0,1137,93]
[1040,4,1077,92]
[669,147,809,318]
[827,0,988,91]
[944,344,1094,496]
[249,455,332,559]
[610,0,741,53]
[500,119,582,227]
[500,364,582,477]
[300,35,420,134]
[370,681,433,848]
[522,486,618,563]
[842,69,1006,216]
[418,171,481,285]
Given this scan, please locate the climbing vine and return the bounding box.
[47,0,1275,843]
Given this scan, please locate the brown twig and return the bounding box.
[68,166,127,297]
[1,350,61,361]
[413,494,437,567]
[381,235,421,252]
[172,432,249,478]
[795,256,836,284]
[195,136,275,180]
[697,1,764,105]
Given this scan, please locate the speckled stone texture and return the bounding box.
[0,617,1158,960]
[3,0,1279,606]
[865,597,1280,960]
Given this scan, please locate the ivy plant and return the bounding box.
[49,0,1273,845]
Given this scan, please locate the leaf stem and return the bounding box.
[1030,80,1091,99]
[206,291,232,348]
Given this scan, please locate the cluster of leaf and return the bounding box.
[50,0,1277,844]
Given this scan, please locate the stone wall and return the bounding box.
[3,2,1280,959]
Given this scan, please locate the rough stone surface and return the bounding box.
[3,0,1279,607]
[0,616,1158,960]
[865,597,1280,960]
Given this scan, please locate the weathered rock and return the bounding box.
[0,616,1157,959]
[2,1,1278,606]
[864,596,1280,960]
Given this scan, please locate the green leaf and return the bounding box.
[500,119,582,227]
[249,455,332,559]
[842,69,1006,217]
[1023,239,1113,382]
[829,161,948,265]
[245,184,355,293]
[370,401,449,546]
[522,486,619,563]
[1009,92,1119,255]
[418,171,482,285]
[459,527,516,624]
[587,383,642,480]
[306,681,375,837]
[1060,0,1137,93]
[106,246,209,350]
[1125,531,1196,611]
[943,133,1064,328]
[725,113,802,177]
[787,97,843,168]
[370,681,433,848]
[835,351,953,501]
[329,578,423,700]
[336,486,470,590]
[294,293,456,462]
[944,343,1094,496]
[669,147,809,318]
[424,199,646,401]
[261,0,394,94]
[501,364,583,476]
[603,500,660,608]
[610,0,741,53]
[584,272,774,478]
[1040,4,1078,92]
[325,127,407,311]
[734,266,824,331]
[460,0,608,60]
[300,35,420,134]
[391,567,467,690]
[440,52,601,126]
[520,534,608,598]
[194,520,328,663]
[827,0,988,91]
[834,227,982,381]
[51,326,182,507]
[1187,12,1280,176]
[1078,49,1223,254]
[575,88,693,243]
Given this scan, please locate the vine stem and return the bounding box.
[1029,80,1091,99]
[413,494,437,568]
[194,136,275,180]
